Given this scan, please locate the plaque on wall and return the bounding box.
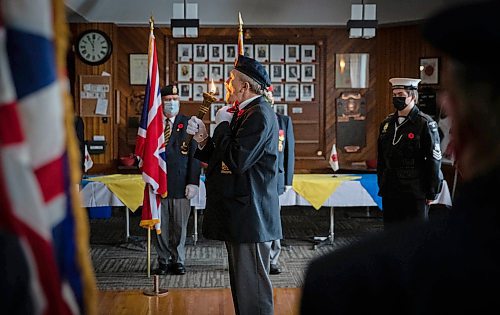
[336,92,367,153]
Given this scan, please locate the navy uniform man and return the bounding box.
[377,78,443,229]
[153,84,201,276]
[187,55,281,315]
[269,112,295,275]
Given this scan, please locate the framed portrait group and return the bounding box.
[176,43,317,102]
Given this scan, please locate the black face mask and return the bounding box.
[392,97,408,111]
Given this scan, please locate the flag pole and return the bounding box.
[147,227,151,277]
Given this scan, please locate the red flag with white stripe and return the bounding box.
[135,25,167,233]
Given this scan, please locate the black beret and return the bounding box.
[421,1,500,71]
[160,84,178,96]
[234,55,271,88]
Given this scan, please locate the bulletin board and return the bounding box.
[79,75,112,117]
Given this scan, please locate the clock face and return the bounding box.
[76,30,112,65]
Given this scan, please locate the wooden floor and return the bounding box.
[98,288,301,315]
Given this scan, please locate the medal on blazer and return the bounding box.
[278,129,285,152]
[382,122,389,133]
[221,161,232,174]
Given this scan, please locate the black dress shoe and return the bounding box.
[270,264,282,275]
[153,264,169,275]
[173,263,186,275]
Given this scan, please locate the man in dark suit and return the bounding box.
[300,1,500,314]
[187,55,281,315]
[269,112,295,275]
[153,84,201,276]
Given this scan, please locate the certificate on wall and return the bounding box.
[129,54,148,85]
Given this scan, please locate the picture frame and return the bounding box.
[224,63,234,81]
[213,83,224,101]
[285,83,299,101]
[178,44,192,62]
[179,83,192,101]
[335,53,369,88]
[286,64,300,82]
[272,84,284,102]
[224,44,238,62]
[209,44,223,62]
[270,44,284,62]
[129,53,148,85]
[210,103,224,121]
[243,44,254,58]
[193,44,207,62]
[255,44,269,62]
[301,45,316,62]
[177,63,192,82]
[209,64,223,82]
[270,64,284,82]
[420,57,439,85]
[285,45,300,62]
[193,64,208,82]
[300,83,314,101]
[193,83,207,101]
[210,123,216,137]
[273,103,288,116]
[301,64,315,82]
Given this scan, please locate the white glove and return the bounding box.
[215,105,234,126]
[186,116,208,143]
[185,184,199,200]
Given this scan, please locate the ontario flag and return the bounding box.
[135,24,167,233]
[0,0,96,314]
[329,144,340,172]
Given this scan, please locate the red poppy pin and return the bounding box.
[177,123,184,131]
[237,109,245,117]
[408,132,414,139]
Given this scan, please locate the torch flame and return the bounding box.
[209,79,216,94]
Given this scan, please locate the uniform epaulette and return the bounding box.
[417,111,435,122]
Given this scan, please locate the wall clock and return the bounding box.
[76,30,113,65]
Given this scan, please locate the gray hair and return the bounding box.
[236,71,273,104]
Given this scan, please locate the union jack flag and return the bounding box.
[135,25,167,233]
[0,0,96,314]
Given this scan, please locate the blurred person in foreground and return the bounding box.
[300,1,500,314]
[187,55,281,315]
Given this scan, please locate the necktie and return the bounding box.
[164,120,171,145]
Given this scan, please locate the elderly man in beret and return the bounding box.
[300,1,500,314]
[187,55,281,315]
[153,84,201,276]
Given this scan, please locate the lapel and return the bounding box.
[168,115,181,145]
[230,96,262,130]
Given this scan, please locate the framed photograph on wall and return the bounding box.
[177,63,192,82]
[209,44,223,62]
[193,83,207,101]
[301,64,315,82]
[300,83,314,101]
[255,44,269,62]
[274,103,288,116]
[270,44,284,62]
[224,44,237,62]
[286,64,300,82]
[271,64,284,82]
[244,44,254,58]
[272,84,284,102]
[301,45,316,62]
[193,64,208,82]
[129,54,148,85]
[193,44,207,62]
[179,83,192,101]
[420,57,439,84]
[209,64,223,82]
[178,44,192,62]
[285,45,300,62]
[210,103,224,121]
[285,83,299,101]
[213,83,224,101]
[225,63,234,81]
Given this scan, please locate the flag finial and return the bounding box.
[149,15,154,31]
[238,12,243,30]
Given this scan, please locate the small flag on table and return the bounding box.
[329,144,340,172]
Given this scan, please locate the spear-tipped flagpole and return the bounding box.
[236,12,244,65]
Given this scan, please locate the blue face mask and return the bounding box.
[163,100,180,115]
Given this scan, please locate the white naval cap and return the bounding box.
[389,78,421,90]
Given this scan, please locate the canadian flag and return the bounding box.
[329,144,339,172]
[84,144,94,172]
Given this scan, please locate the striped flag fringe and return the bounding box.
[0,0,97,314]
[134,26,167,233]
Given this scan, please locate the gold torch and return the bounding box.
[180,79,217,155]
